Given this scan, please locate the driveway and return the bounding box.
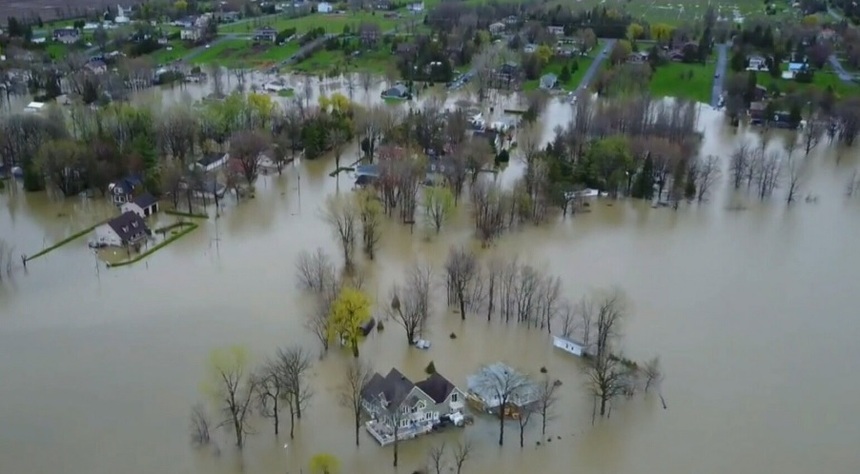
[711,43,729,107]
[576,39,616,91]
[828,54,854,82]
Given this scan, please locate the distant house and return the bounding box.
[466,363,539,418]
[539,73,558,90]
[193,153,230,172]
[752,84,768,102]
[361,368,466,446]
[547,25,564,36]
[749,101,766,125]
[121,193,159,218]
[381,84,410,100]
[359,22,382,46]
[317,2,333,13]
[523,43,537,54]
[93,211,150,247]
[552,335,586,357]
[219,11,240,23]
[407,1,424,13]
[253,27,277,43]
[374,0,393,9]
[489,22,505,35]
[24,101,45,113]
[53,28,80,44]
[628,51,649,63]
[783,62,807,80]
[747,55,768,71]
[396,42,416,56]
[108,175,144,205]
[263,80,291,93]
[503,15,518,25]
[115,5,131,24]
[181,27,202,41]
[493,61,522,88]
[85,60,107,74]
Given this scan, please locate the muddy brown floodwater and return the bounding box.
[2,97,860,474]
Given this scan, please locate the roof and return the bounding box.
[361,368,415,408]
[107,211,149,242]
[132,192,158,209]
[415,372,457,404]
[87,60,106,69]
[111,175,142,194]
[255,27,277,34]
[540,73,557,86]
[197,153,227,167]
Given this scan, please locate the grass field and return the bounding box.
[522,56,595,91]
[151,41,191,64]
[288,41,399,75]
[755,69,860,98]
[189,38,302,67]
[219,12,401,35]
[649,61,716,103]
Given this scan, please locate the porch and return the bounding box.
[365,419,433,446]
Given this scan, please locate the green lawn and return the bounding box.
[755,69,860,98]
[219,12,400,35]
[523,56,595,91]
[649,61,716,103]
[151,41,190,64]
[189,39,250,65]
[189,38,303,67]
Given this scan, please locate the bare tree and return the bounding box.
[339,358,373,447]
[428,442,447,474]
[451,438,473,474]
[536,376,560,436]
[593,290,626,361]
[388,263,433,345]
[694,154,721,202]
[328,128,348,172]
[471,180,506,247]
[323,195,358,271]
[0,239,14,280]
[574,297,595,352]
[475,364,531,446]
[642,356,664,394]
[785,152,806,204]
[756,150,783,200]
[557,302,576,339]
[423,185,455,233]
[444,246,482,320]
[516,400,537,447]
[305,295,335,356]
[295,248,337,294]
[584,352,627,422]
[230,130,269,186]
[802,119,824,156]
[254,360,285,436]
[276,346,314,439]
[189,402,213,447]
[356,189,382,260]
[345,73,356,100]
[359,70,374,99]
[206,346,258,449]
[302,75,313,110]
[729,141,751,190]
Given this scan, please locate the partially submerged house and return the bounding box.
[93,211,150,247]
[552,334,587,357]
[361,368,466,446]
[121,193,159,218]
[466,363,539,419]
[108,175,144,206]
[381,84,411,100]
[193,153,229,173]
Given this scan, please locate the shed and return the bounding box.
[193,153,229,172]
[317,2,333,13]
[25,101,45,113]
[539,73,558,90]
[552,335,586,357]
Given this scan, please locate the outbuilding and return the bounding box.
[552,335,586,357]
[121,193,159,218]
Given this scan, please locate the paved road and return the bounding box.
[576,39,616,91]
[711,43,729,107]
[828,54,854,82]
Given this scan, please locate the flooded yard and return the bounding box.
[1,95,860,474]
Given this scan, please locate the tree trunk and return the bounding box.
[519,424,525,447]
[233,416,243,448]
[274,398,280,435]
[541,412,547,435]
[458,289,466,320]
[599,395,607,417]
[289,409,295,439]
[351,338,359,357]
[354,415,361,447]
[498,403,505,446]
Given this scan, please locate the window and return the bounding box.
[451,393,458,402]
[424,412,432,421]
[399,419,408,428]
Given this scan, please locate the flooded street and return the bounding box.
[2,98,860,474]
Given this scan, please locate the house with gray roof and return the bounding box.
[93,211,150,247]
[540,73,558,90]
[361,368,465,445]
[121,193,159,218]
[380,83,411,100]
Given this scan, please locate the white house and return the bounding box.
[121,193,159,218]
[552,335,586,357]
[193,153,229,172]
[746,55,768,71]
[181,27,202,41]
[408,1,424,13]
[317,2,333,13]
[24,101,45,113]
[114,5,130,24]
[93,211,150,247]
[488,22,505,35]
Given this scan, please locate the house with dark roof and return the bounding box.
[193,152,230,172]
[361,368,465,446]
[381,84,411,100]
[93,211,151,247]
[121,192,159,218]
[253,27,277,43]
[108,175,144,205]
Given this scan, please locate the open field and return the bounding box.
[649,61,716,103]
[219,11,401,35]
[755,69,860,98]
[150,41,190,64]
[186,39,300,68]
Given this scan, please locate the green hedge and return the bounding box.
[108,223,199,268]
[164,209,209,219]
[26,219,106,261]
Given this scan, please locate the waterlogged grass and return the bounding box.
[189,39,251,65]
[754,69,860,98]
[649,61,716,104]
[164,209,209,219]
[151,41,190,64]
[108,222,199,268]
[26,220,105,261]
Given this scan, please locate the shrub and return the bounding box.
[425,361,436,374]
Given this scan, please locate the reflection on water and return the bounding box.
[2,96,860,474]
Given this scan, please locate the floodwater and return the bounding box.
[2,92,860,474]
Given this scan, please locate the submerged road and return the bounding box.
[576,39,616,92]
[711,43,729,107]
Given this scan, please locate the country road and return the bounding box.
[576,39,616,91]
[711,43,729,107]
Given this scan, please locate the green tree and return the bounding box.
[631,153,654,199]
[329,287,372,358]
[423,185,455,233]
[579,137,632,195]
[730,50,747,72]
[559,65,571,84]
[309,453,340,474]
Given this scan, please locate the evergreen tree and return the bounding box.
[730,49,747,72]
[559,65,571,83]
[631,153,655,199]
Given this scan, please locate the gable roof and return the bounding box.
[197,153,227,167]
[132,192,158,209]
[111,175,142,194]
[107,211,149,242]
[361,368,416,408]
[415,372,457,403]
